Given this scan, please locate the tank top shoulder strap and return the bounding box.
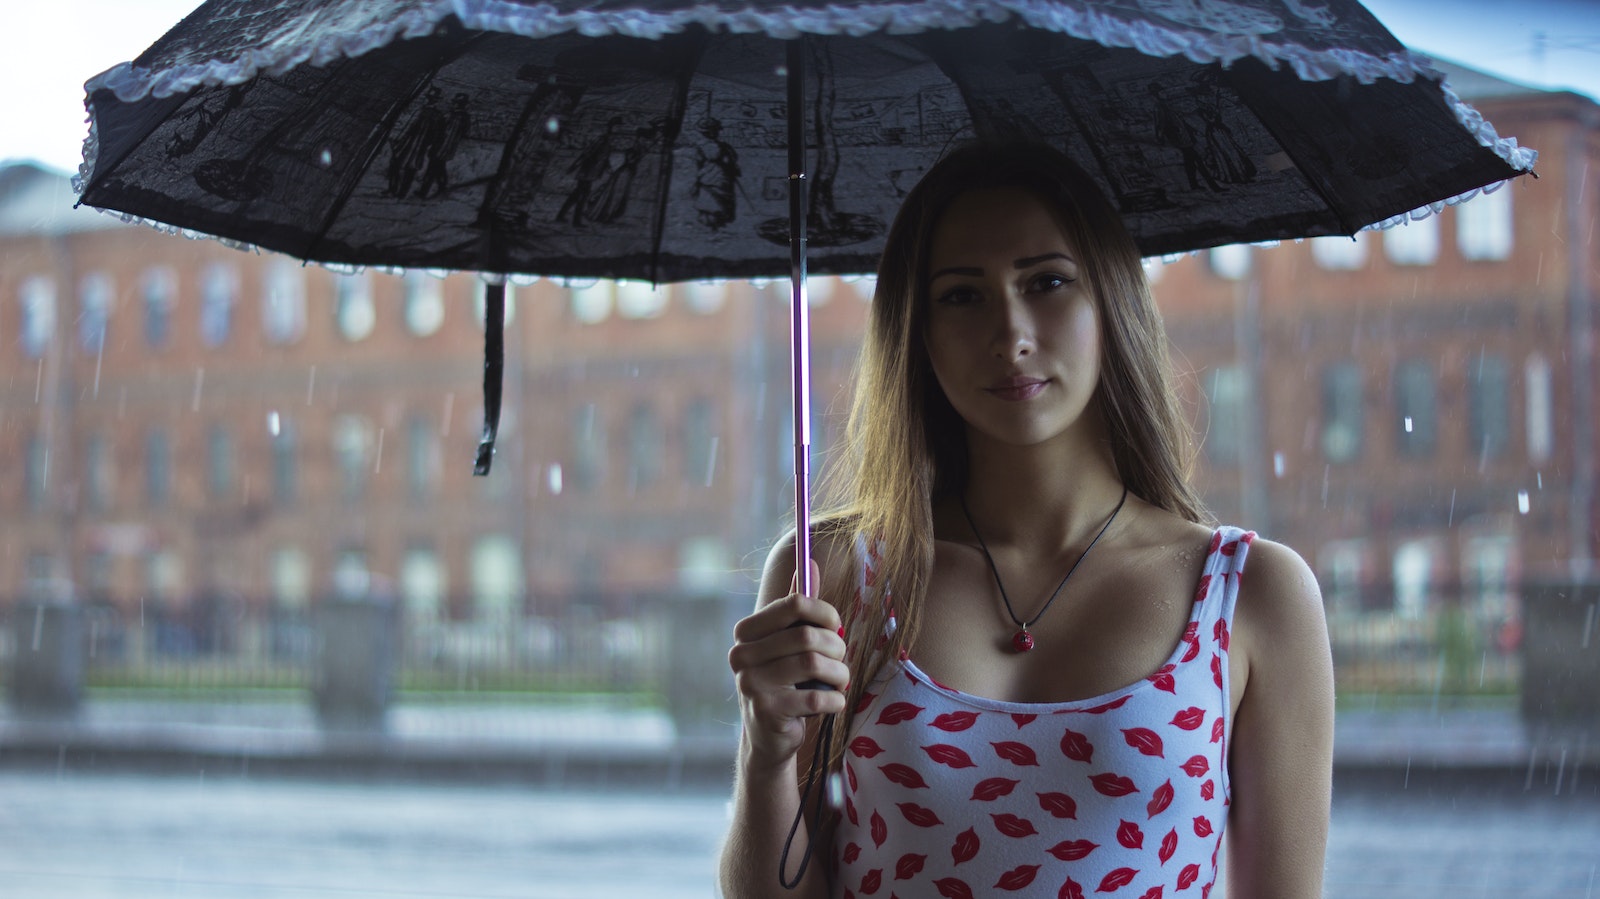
[1193,526,1256,632]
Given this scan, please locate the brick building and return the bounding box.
[0,168,867,650]
[2,61,1594,679]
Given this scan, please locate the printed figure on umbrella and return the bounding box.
[691,117,740,230]
[385,86,472,200]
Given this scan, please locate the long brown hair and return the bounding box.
[812,141,1210,768]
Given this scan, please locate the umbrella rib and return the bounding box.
[645,34,708,285]
[301,31,490,265]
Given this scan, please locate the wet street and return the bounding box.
[0,768,1593,898]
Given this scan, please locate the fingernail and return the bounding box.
[837,626,846,638]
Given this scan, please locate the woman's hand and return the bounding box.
[727,561,850,768]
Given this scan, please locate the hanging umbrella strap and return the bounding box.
[778,713,835,890]
[474,280,505,476]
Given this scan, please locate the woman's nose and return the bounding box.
[991,296,1034,359]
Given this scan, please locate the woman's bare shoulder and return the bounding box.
[757,524,861,608]
[1234,535,1326,663]
[1119,498,1216,558]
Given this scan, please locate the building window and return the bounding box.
[683,397,717,487]
[199,263,238,348]
[571,403,606,492]
[332,547,369,600]
[1320,362,1363,463]
[207,425,234,497]
[1462,535,1514,624]
[24,551,56,599]
[25,435,49,512]
[263,259,306,344]
[1382,215,1439,266]
[146,429,171,508]
[1318,539,1366,613]
[1310,234,1368,271]
[1468,353,1510,462]
[85,550,114,601]
[627,401,661,491]
[1207,244,1251,280]
[683,281,726,314]
[79,272,113,354]
[272,420,297,505]
[470,534,523,621]
[1202,365,1247,465]
[333,414,372,500]
[143,267,177,349]
[1525,353,1553,464]
[146,549,183,604]
[85,434,114,512]
[403,272,445,336]
[400,545,446,623]
[406,416,438,500]
[335,271,376,341]
[570,281,613,324]
[271,547,311,610]
[1457,185,1513,261]
[19,275,56,358]
[1393,359,1437,456]
[1392,539,1435,620]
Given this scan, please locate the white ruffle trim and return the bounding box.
[77,0,1538,248]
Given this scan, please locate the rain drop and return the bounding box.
[373,428,384,474]
[1272,452,1284,478]
[547,463,563,495]
[705,435,719,487]
[1403,416,1413,433]
[192,367,205,411]
[775,65,788,77]
[267,411,280,436]
[319,148,333,167]
[1518,490,1530,514]
[546,117,560,134]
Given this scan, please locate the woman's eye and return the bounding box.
[1028,273,1072,292]
[935,287,980,306]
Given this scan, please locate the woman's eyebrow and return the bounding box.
[1014,252,1075,269]
[928,253,1075,282]
[928,265,983,281]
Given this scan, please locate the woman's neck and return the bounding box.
[956,432,1126,552]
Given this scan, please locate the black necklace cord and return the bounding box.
[960,486,1129,631]
[778,712,836,890]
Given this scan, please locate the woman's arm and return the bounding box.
[718,535,849,899]
[1226,538,1335,899]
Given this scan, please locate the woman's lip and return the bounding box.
[985,378,1048,401]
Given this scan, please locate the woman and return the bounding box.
[720,143,1334,898]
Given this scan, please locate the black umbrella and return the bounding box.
[77,0,1535,596]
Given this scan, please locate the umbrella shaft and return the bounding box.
[787,38,814,597]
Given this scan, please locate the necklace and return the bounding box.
[959,486,1129,653]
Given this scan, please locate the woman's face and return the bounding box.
[922,187,1104,452]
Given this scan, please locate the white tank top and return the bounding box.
[833,527,1254,899]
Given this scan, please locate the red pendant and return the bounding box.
[1011,629,1035,653]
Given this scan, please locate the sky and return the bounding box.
[1,0,1598,174]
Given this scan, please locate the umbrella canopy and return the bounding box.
[78,0,1535,281]
[74,0,1537,588]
